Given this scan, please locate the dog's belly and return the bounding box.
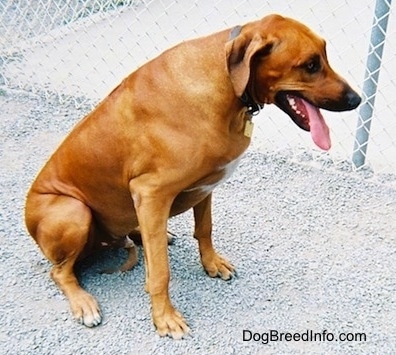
[170,190,209,217]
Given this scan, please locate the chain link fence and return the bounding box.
[1,0,395,174]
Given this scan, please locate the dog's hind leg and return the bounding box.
[25,193,102,327]
[119,241,138,272]
[128,226,175,245]
[193,194,235,280]
[100,235,138,274]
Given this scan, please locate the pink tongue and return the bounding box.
[302,99,331,150]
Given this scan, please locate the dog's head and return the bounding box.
[226,14,361,150]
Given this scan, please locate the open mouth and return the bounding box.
[274,91,331,151]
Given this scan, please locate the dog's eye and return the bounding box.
[304,57,321,74]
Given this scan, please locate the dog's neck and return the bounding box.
[240,90,263,116]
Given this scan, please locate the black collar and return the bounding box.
[240,90,263,116]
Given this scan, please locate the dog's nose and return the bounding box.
[346,90,361,109]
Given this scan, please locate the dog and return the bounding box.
[25,14,361,339]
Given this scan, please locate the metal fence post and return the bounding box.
[352,0,392,168]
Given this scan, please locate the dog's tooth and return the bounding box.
[288,98,298,112]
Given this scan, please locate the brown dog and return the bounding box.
[25,14,361,339]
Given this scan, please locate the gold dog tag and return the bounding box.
[244,119,254,138]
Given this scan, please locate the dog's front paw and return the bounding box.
[69,290,102,327]
[153,306,190,340]
[202,253,235,280]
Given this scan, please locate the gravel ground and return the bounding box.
[1,88,395,354]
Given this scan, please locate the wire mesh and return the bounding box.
[1,0,395,173]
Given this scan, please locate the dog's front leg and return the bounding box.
[193,194,235,280]
[130,185,189,339]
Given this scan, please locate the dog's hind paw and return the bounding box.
[69,290,102,327]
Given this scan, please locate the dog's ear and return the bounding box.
[226,31,275,97]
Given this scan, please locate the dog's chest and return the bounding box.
[184,157,241,195]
